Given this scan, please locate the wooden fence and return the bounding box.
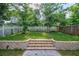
[0,25,23,36]
[59,25,79,35]
[27,26,58,32]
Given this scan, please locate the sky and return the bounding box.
[63,3,75,9]
[29,3,75,10]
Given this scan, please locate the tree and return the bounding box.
[53,11,66,26]
[19,4,35,34]
[68,4,79,25]
[0,3,9,25]
[11,3,39,34]
[41,3,62,32]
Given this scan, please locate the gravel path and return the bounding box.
[23,50,61,56]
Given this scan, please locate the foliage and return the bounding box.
[0,4,8,19]
[0,3,9,25]
[41,3,62,27]
[67,4,79,25]
[10,4,39,33]
[59,50,79,56]
[0,49,24,56]
[53,11,66,26]
[0,3,79,32]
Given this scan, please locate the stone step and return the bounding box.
[29,39,53,41]
[28,42,53,44]
[26,47,56,50]
[26,40,55,50]
[27,44,53,47]
[28,40,53,42]
[28,40,53,44]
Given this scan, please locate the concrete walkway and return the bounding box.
[23,50,61,56]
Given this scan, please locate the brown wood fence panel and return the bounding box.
[59,25,79,35]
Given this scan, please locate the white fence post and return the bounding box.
[13,26,15,33]
[2,25,5,36]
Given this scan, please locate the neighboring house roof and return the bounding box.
[4,20,11,24]
[4,16,18,24]
[10,16,18,23]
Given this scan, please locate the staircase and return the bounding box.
[26,40,56,50]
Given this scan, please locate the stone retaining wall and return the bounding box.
[0,41,79,50]
[54,41,79,50]
[0,41,28,49]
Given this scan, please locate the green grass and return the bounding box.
[0,32,49,41]
[0,33,27,41]
[0,32,79,41]
[59,50,79,56]
[0,49,25,56]
[49,32,79,41]
[26,32,49,39]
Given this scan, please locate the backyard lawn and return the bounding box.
[59,50,79,56]
[0,32,79,41]
[0,49,25,56]
[49,32,79,41]
[0,32,49,41]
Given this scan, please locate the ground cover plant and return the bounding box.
[59,50,79,56]
[0,49,25,56]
